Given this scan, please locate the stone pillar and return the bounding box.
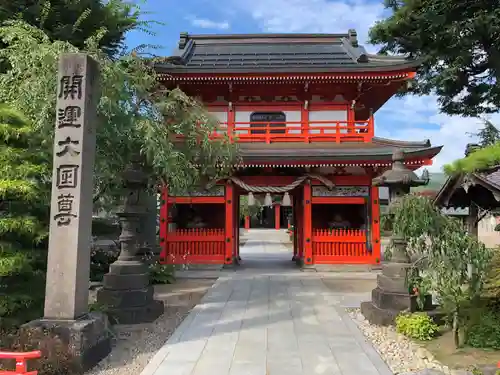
[20,53,111,373]
[96,158,164,324]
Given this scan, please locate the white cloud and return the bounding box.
[187,16,230,30]
[222,0,499,170]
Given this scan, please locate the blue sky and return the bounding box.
[126,0,499,172]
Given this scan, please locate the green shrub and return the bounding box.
[395,312,438,341]
[466,309,500,349]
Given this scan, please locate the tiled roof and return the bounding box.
[238,137,441,163]
[434,166,500,208]
[155,31,421,74]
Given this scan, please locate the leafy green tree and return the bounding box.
[369,0,500,117]
[389,195,492,347]
[0,0,146,56]
[0,20,237,326]
[0,20,238,209]
[473,120,500,148]
[239,195,262,220]
[0,104,49,326]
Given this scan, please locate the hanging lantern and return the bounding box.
[247,192,255,206]
[281,192,291,207]
[264,193,273,207]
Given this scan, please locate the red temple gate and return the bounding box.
[155,31,441,267]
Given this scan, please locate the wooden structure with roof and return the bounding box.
[434,155,500,237]
[157,31,442,266]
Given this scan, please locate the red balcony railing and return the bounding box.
[213,119,373,143]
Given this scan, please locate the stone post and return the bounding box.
[361,150,432,325]
[96,158,164,324]
[21,53,111,373]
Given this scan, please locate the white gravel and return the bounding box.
[348,309,456,375]
[86,282,211,375]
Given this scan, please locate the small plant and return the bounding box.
[395,312,438,341]
[149,262,175,284]
[466,309,500,349]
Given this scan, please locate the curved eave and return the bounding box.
[154,68,419,82]
[155,63,420,75]
[240,145,442,163]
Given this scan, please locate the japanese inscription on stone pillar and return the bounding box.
[44,54,100,320]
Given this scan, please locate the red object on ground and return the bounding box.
[0,350,41,375]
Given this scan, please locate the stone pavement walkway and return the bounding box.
[140,234,392,375]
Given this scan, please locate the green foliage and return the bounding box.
[389,194,492,347]
[466,309,500,349]
[89,246,118,282]
[471,120,500,148]
[149,263,175,285]
[0,104,49,327]
[395,312,438,341]
[444,141,500,175]
[0,0,149,57]
[0,20,238,208]
[239,195,262,220]
[369,0,500,117]
[389,194,445,240]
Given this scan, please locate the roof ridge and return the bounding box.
[181,32,351,40]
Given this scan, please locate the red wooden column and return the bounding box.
[224,181,234,264]
[292,195,298,261]
[303,181,313,265]
[233,188,239,261]
[244,216,250,229]
[371,185,381,264]
[296,193,303,260]
[275,204,281,230]
[159,185,169,263]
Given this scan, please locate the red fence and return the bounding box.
[312,229,375,264]
[160,228,225,264]
[0,350,41,375]
[173,120,374,144]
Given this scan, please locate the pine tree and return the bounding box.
[474,119,500,148]
[0,104,49,326]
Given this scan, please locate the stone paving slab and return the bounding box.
[140,238,392,375]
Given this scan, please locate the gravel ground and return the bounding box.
[348,309,464,375]
[86,279,214,375]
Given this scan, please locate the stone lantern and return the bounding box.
[97,157,164,324]
[360,150,430,325]
[372,150,430,261]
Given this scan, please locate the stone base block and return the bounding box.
[377,274,409,293]
[19,312,111,374]
[372,287,413,311]
[106,299,164,325]
[360,301,400,326]
[96,286,154,308]
[102,272,149,290]
[381,262,412,279]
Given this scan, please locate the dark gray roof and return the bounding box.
[434,166,500,209]
[155,31,421,74]
[238,137,442,163]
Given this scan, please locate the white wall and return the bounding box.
[308,110,348,134]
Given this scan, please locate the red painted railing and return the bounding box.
[0,350,41,375]
[312,229,375,264]
[174,119,374,143]
[161,228,225,264]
